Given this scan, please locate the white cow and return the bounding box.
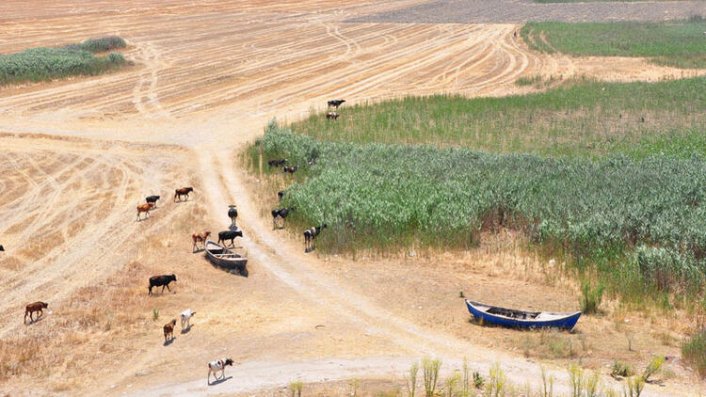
[180,308,195,331]
[207,358,234,384]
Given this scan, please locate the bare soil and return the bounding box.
[0,1,705,396]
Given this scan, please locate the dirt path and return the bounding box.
[1,1,706,395]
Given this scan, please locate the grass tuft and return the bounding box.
[682,329,706,377]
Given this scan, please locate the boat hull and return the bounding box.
[465,299,580,330]
[205,240,248,276]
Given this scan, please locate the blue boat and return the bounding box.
[465,299,581,331]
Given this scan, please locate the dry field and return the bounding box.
[1,1,705,396]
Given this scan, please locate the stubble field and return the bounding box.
[1,1,705,396]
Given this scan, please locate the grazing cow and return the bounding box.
[24,301,48,324]
[148,274,177,295]
[304,224,327,252]
[277,191,285,201]
[145,195,161,207]
[326,111,339,120]
[271,207,294,229]
[267,158,287,167]
[180,309,195,331]
[217,229,243,248]
[174,187,194,202]
[327,99,345,109]
[208,358,234,384]
[163,319,176,342]
[192,230,211,252]
[283,165,298,174]
[136,202,155,221]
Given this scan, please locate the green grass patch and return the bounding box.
[521,19,706,68]
[254,122,706,302]
[292,77,706,158]
[682,329,706,377]
[0,36,128,86]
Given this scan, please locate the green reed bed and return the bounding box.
[256,123,706,301]
[293,77,706,158]
[0,36,128,86]
[521,19,706,68]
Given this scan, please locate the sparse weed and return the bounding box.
[641,356,665,383]
[580,281,604,314]
[289,380,303,397]
[682,329,706,377]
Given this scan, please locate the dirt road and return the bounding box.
[1,1,705,395]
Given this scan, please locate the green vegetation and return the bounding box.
[579,282,604,314]
[682,329,706,377]
[64,35,127,53]
[521,19,706,68]
[422,357,441,397]
[0,36,128,86]
[255,120,706,303]
[292,77,706,158]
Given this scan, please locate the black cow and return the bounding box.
[277,191,285,201]
[146,195,160,207]
[148,274,177,295]
[218,229,243,248]
[0,245,4,252]
[327,99,345,109]
[268,158,287,167]
[283,165,298,174]
[304,224,327,252]
[271,207,294,229]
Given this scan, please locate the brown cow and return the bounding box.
[136,202,155,221]
[174,187,194,202]
[192,230,211,252]
[25,301,48,324]
[163,319,177,342]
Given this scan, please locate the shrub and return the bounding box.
[473,371,485,389]
[641,356,665,383]
[289,380,303,397]
[611,361,633,379]
[408,361,419,397]
[579,281,604,314]
[77,36,127,53]
[484,363,506,397]
[422,357,441,397]
[682,329,706,377]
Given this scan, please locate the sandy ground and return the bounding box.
[1,1,705,396]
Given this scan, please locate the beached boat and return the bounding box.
[204,240,248,276]
[464,299,580,330]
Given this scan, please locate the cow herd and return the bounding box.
[18,100,345,385]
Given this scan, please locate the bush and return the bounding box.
[682,329,706,377]
[579,281,604,314]
[422,357,441,397]
[76,36,126,53]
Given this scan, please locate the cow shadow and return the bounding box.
[192,248,205,254]
[181,325,193,334]
[208,376,232,386]
[163,338,175,346]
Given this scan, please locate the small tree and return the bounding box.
[408,361,419,397]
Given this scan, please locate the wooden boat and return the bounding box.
[464,299,580,331]
[204,240,248,276]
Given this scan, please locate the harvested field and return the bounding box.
[1,0,705,396]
